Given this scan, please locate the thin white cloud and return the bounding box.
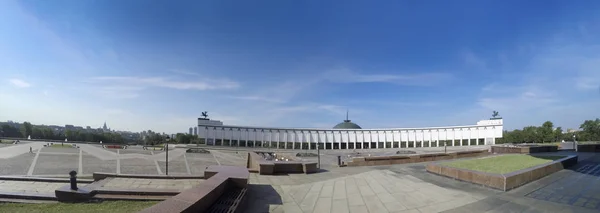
[463,50,487,70]
[225,95,284,103]
[92,76,240,90]
[169,69,201,76]
[322,69,453,86]
[9,79,31,88]
[453,25,600,130]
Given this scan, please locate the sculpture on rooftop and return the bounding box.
[201,111,209,119]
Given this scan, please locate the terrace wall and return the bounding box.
[345,150,489,167]
[426,155,578,191]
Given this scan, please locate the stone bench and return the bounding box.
[246,152,318,175]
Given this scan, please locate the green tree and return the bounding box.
[1,124,21,137]
[540,121,554,142]
[20,122,33,139]
[553,127,563,142]
[580,118,600,141]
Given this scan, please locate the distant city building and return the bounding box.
[189,127,193,135]
[567,128,578,133]
[102,122,110,132]
[194,127,198,136]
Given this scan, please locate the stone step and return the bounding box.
[94,188,180,196]
[0,198,58,204]
[0,192,57,201]
[93,194,171,201]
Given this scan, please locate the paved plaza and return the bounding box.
[2,141,600,212]
[0,142,248,177]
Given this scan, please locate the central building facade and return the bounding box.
[197,117,503,150]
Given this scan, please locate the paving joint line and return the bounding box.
[151,151,163,175]
[78,149,83,175]
[116,149,121,174]
[183,153,192,175]
[27,148,42,176]
[211,150,221,166]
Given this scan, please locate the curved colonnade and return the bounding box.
[197,119,503,150]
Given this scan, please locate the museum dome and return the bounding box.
[332,110,362,129]
[333,120,362,129]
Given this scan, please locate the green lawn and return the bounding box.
[1,139,15,143]
[443,155,564,174]
[50,144,74,148]
[0,201,158,213]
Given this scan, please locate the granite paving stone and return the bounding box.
[82,154,116,174]
[120,158,158,175]
[0,153,34,176]
[33,154,78,175]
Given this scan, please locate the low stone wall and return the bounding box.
[345,150,489,167]
[56,166,249,213]
[138,165,249,213]
[92,173,204,181]
[426,155,578,191]
[246,152,317,175]
[577,144,600,152]
[491,145,558,154]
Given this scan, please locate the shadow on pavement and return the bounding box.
[244,184,282,212]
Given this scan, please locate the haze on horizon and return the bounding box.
[1,0,599,134]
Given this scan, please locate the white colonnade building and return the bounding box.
[197,117,503,150]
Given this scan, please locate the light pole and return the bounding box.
[573,134,577,152]
[317,140,321,169]
[165,136,169,175]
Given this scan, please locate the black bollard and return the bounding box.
[337,156,341,166]
[69,170,78,190]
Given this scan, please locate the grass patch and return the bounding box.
[50,144,74,148]
[443,154,564,174]
[0,201,158,213]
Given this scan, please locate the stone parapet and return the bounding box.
[346,149,489,167]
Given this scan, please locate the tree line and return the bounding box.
[1,122,126,144]
[143,131,201,145]
[1,122,202,145]
[497,118,600,144]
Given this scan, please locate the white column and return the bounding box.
[429,129,432,147]
[391,130,395,148]
[284,130,288,149]
[308,131,312,150]
[212,127,216,146]
[260,130,264,148]
[361,131,365,149]
[460,128,464,146]
[452,129,455,146]
[353,131,357,149]
[204,127,208,146]
[384,130,388,148]
[317,131,321,150]
[325,131,329,150]
[338,131,341,149]
[437,129,440,146]
[221,128,225,146]
[293,131,296,150]
[269,130,273,149]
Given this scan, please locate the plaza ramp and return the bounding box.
[149,149,185,161]
[78,144,118,161]
[0,142,45,159]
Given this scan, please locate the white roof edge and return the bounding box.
[197,123,502,131]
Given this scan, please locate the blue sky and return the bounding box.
[1,0,600,133]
